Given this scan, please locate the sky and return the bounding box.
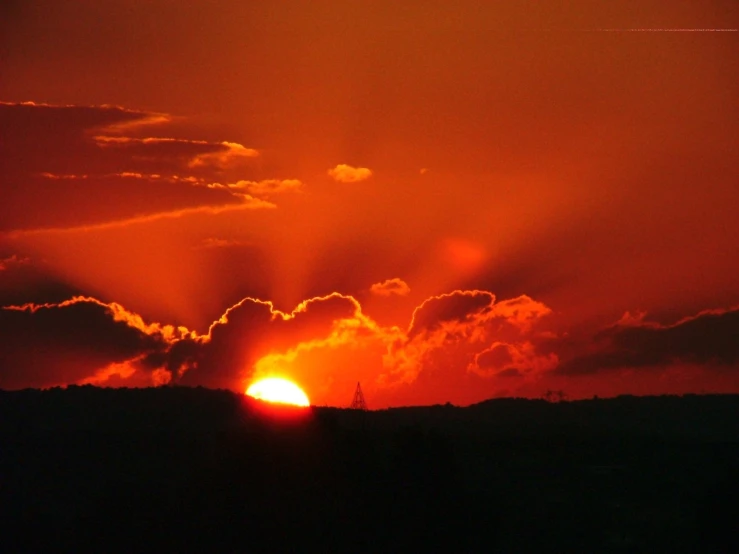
[1,1,738,407]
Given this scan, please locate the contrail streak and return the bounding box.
[584,28,737,32]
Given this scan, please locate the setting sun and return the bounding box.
[245,377,310,407]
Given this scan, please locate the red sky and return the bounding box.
[1,1,738,407]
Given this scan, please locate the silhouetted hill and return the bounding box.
[371,394,739,441]
[1,386,738,552]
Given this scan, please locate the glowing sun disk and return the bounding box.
[246,377,310,407]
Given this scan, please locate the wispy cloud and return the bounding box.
[188,141,260,168]
[207,178,303,197]
[6,198,274,237]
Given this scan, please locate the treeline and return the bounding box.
[2,385,738,441]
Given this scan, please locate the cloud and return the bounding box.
[39,173,90,180]
[327,164,373,183]
[93,136,259,170]
[407,290,495,339]
[0,101,172,174]
[188,141,260,168]
[7,199,273,237]
[77,357,141,386]
[0,297,185,389]
[370,278,410,297]
[469,341,558,378]
[101,112,172,134]
[487,295,554,332]
[0,255,30,271]
[0,101,278,233]
[0,99,162,124]
[382,291,554,386]
[39,172,202,184]
[207,178,303,197]
[556,306,739,375]
[231,179,302,195]
[4,296,192,340]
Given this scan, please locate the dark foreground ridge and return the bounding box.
[1,387,738,552]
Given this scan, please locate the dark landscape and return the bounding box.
[1,387,738,552]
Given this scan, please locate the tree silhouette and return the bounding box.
[542,389,568,402]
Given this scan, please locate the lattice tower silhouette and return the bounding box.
[349,382,368,410]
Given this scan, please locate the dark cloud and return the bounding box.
[170,294,366,390]
[468,340,558,379]
[408,290,495,338]
[0,257,83,307]
[0,101,274,232]
[92,136,258,174]
[475,343,515,369]
[496,368,522,378]
[0,101,159,176]
[557,307,739,375]
[0,173,244,232]
[0,297,175,389]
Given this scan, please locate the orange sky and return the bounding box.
[1,1,738,407]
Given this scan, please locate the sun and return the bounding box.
[245,377,310,407]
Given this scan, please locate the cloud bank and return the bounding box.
[0,101,298,233]
[557,307,739,375]
[0,287,558,405]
